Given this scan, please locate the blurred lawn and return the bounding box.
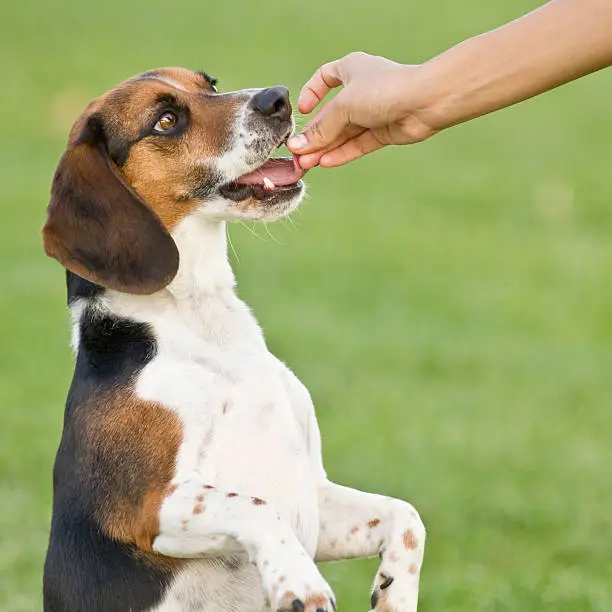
[2,0,612,610]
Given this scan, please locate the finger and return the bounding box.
[296,124,366,169]
[297,60,344,114]
[318,131,385,167]
[297,151,326,170]
[288,97,352,155]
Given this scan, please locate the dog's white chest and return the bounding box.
[136,337,320,554]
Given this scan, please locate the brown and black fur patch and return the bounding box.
[44,304,183,611]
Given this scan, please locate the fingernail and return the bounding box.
[287,134,307,151]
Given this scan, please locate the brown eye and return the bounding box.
[154,111,178,133]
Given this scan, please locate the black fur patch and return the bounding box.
[74,306,156,384]
[196,70,218,90]
[66,271,103,305]
[44,512,173,612]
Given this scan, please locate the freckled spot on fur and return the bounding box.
[408,563,418,575]
[403,529,418,550]
[279,576,286,584]
[330,539,337,549]
[168,484,178,495]
[203,485,215,490]
[196,494,204,502]
[350,526,359,535]
[222,400,232,414]
[303,595,329,609]
[277,591,300,611]
[252,497,267,505]
[193,503,204,515]
[281,539,286,545]
[368,518,381,528]
[227,492,238,498]
[388,551,399,563]
[181,519,189,533]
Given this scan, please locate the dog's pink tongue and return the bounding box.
[235,155,304,186]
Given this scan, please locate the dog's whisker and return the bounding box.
[239,220,267,241]
[287,214,299,228]
[263,222,285,246]
[226,225,240,263]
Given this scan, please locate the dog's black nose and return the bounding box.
[251,86,291,120]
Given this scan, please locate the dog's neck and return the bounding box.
[169,213,235,298]
[89,213,266,350]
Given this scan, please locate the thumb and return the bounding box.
[287,97,350,155]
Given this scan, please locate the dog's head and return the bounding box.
[42,67,305,294]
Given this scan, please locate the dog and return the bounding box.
[41,67,425,612]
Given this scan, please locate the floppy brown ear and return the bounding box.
[42,114,179,295]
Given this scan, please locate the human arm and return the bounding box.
[288,0,612,168]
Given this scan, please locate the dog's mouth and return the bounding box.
[219,154,305,202]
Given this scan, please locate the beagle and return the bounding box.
[41,67,425,612]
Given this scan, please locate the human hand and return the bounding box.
[287,52,438,169]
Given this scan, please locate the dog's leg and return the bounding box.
[152,477,335,612]
[315,482,425,612]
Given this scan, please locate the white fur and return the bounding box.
[214,89,265,181]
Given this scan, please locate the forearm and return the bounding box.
[416,0,612,131]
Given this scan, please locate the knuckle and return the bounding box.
[308,120,325,142]
[345,50,367,63]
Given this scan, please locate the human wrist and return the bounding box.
[404,57,462,134]
[389,62,452,141]
[404,35,491,134]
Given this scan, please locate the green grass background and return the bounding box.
[2,0,612,610]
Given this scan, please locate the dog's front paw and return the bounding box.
[270,562,335,612]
